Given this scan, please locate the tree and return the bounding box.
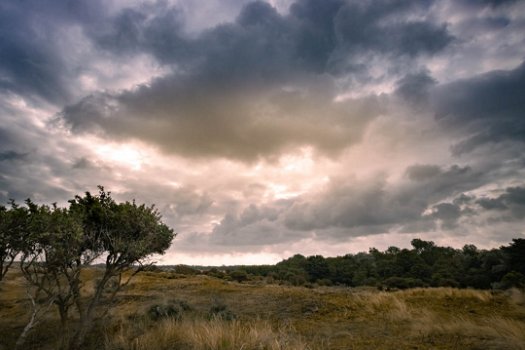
[17,201,84,348]
[66,187,175,348]
[500,271,525,289]
[305,255,330,282]
[14,187,175,349]
[411,239,438,266]
[502,239,525,275]
[0,201,30,282]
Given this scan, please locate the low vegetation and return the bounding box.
[226,238,525,290]
[1,269,524,349]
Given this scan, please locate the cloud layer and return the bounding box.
[1,0,525,263]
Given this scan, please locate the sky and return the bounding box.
[1,0,525,265]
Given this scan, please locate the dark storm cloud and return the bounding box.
[425,185,525,231]
[0,151,28,162]
[428,202,462,229]
[333,1,451,58]
[432,61,525,155]
[60,0,454,161]
[460,0,518,8]
[0,95,95,205]
[0,0,106,104]
[89,0,452,75]
[395,70,436,107]
[477,197,508,210]
[0,125,31,163]
[475,187,525,219]
[90,4,192,64]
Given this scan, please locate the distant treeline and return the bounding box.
[192,239,525,290]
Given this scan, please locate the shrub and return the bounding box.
[229,270,248,283]
[383,277,426,290]
[208,299,236,321]
[172,265,199,275]
[148,300,191,321]
[500,271,525,289]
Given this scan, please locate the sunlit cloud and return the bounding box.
[94,143,146,171]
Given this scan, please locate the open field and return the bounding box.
[1,268,525,350]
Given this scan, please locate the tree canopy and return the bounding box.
[0,186,176,349]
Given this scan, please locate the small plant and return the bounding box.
[208,298,236,321]
[147,300,191,321]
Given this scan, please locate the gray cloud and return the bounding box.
[476,187,525,220]
[477,197,508,210]
[459,0,518,8]
[89,0,452,76]
[0,150,28,162]
[197,163,490,248]
[283,164,482,234]
[333,1,452,58]
[208,203,296,246]
[395,70,436,107]
[420,186,525,234]
[0,0,108,105]
[428,202,462,229]
[167,198,308,252]
[432,61,525,155]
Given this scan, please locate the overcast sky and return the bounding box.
[1,0,525,265]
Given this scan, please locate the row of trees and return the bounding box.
[237,238,525,290]
[0,187,175,349]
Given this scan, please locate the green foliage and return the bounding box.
[499,271,525,289]
[305,255,330,282]
[229,238,525,291]
[502,239,525,275]
[68,187,174,267]
[0,200,31,281]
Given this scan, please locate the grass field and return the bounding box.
[1,268,524,349]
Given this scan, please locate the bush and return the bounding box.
[208,299,236,321]
[148,300,191,321]
[229,270,248,283]
[434,278,460,288]
[206,268,227,279]
[172,265,199,275]
[500,271,525,289]
[383,277,426,290]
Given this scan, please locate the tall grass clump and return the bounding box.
[106,317,312,350]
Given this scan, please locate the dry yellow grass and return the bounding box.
[1,269,525,349]
[107,317,310,350]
